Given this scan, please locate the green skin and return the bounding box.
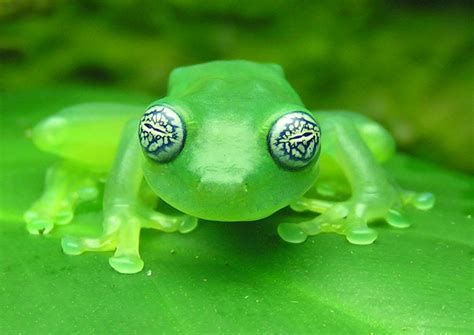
[25,60,434,274]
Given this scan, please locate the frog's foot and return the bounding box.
[62,205,198,274]
[25,163,99,235]
[62,234,116,255]
[279,190,435,245]
[62,233,144,274]
[139,206,199,234]
[279,202,378,245]
[61,208,143,274]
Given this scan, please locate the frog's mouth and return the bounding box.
[145,172,318,223]
[156,178,284,222]
[143,151,319,223]
[166,192,286,222]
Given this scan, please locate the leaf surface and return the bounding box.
[0,88,472,334]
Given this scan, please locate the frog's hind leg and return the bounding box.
[25,102,143,234]
[24,161,100,235]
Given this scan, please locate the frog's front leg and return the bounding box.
[25,162,99,235]
[61,121,198,274]
[279,114,434,244]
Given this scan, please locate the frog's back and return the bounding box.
[168,60,288,94]
[167,60,304,120]
[32,103,143,172]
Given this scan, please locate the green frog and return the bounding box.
[24,60,434,273]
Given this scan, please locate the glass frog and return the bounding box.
[24,60,434,274]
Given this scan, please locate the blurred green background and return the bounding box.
[1,0,473,172]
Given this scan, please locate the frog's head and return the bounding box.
[140,61,320,221]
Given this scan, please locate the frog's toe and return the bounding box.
[345,226,378,245]
[109,255,144,274]
[412,192,435,210]
[61,236,84,255]
[289,202,308,213]
[402,190,435,211]
[178,216,198,234]
[279,207,345,243]
[62,234,116,255]
[26,216,54,235]
[278,223,308,244]
[76,185,99,202]
[385,208,410,229]
[25,198,77,234]
[54,209,74,225]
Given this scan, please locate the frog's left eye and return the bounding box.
[267,111,321,170]
[138,105,186,163]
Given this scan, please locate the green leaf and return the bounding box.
[1,88,473,334]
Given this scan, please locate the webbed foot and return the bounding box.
[25,162,99,234]
[279,189,434,244]
[62,204,198,274]
[63,233,144,274]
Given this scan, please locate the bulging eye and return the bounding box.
[267,111,321,170]
[138,105,186,163]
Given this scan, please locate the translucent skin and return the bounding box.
[25,60,434,274]
[143,62,319,221]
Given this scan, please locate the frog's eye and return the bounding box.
[138,105,186,163]
[267,111,321,170]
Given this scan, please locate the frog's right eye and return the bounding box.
[138,105,186,163]
[267,111,321,170]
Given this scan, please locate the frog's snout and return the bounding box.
[192,172,256,221]
[197,173,248,195]
[32,116,67,152]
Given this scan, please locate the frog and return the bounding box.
[24,60,434,274]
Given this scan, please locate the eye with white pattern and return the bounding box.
[267,112,321,170]
[138,105,186,163]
